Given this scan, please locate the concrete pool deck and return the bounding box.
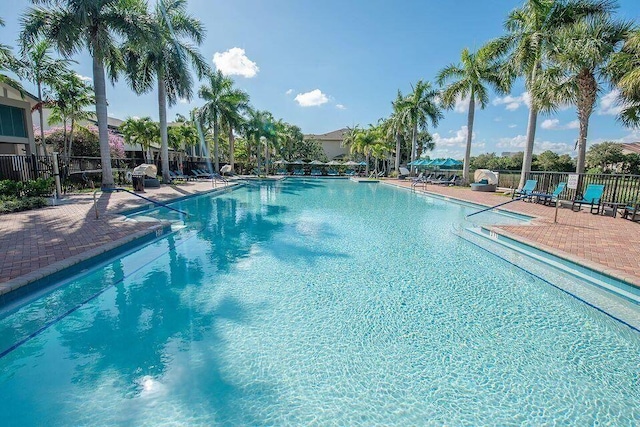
[0,180,235,295]
[389,179,640,287]
[1,176,639,297]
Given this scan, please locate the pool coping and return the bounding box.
[0,184,243,301]
[381,180,640,290]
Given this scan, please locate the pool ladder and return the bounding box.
[93,188,189,219]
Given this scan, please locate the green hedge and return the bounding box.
[0,197,48,214]
[0,178,54,198]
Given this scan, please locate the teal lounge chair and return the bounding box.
[293,168,305,176]
[344,169,356,176]
[327,168,339,176]
[512,179,537,199]
[531,182,566,205]
[623,200,639,221]
[571,184,604,214]
[310,168,322,176]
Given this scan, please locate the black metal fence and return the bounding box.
[525,171,640,204]
[0,155,57,181]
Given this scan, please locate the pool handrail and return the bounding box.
[466,195,527,218]
[93,187,189,219]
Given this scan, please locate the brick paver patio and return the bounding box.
[1,177,638,297]
[0,180,233,294]
[390,180,640,286]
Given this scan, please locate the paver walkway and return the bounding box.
[390,180,640,286]
[0,180,233,294]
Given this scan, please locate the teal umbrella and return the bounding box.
[441,158,463,169]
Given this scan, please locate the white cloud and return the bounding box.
[540,118,580,130]
[336,104,346,110]
[493,92,531,111]
[508,124,517,128]
[75,73,92,82]
[432,126,470,147]
[494,117,503,122]
[496,134,573,155]
[453,95,472,113]
[213,48,259,78]
[294,89,329,107]
[179,98,189,104]
[285,89,293,95]
[598,89,624,116]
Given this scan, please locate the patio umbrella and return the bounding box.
[308,160,326,165]
[326,160,343,166]
[273,159,290,165]
[441,158,463,169]
[290,159,306,165]
[344,161,359,167]
[358,161,367,166]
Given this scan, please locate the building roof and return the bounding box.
[621,142,640,155]
[305,128,348,142]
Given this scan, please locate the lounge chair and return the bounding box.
[622,200,639,221]
[310,168,322,176]
[398,167,411,179]
[173,170,194,181]
[433,175,459,186]
[344,169,356,176]
[293,168,305,176]
[571,184,604,214]
[327,168,339,176]
[168,170,186,182]
[530,182,566,205]
[512,179,537,199]
[427,174,445,184]
[276,168,289,175]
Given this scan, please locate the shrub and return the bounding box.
[0,180,23,197]
[22,178,54,197]
[0,197,48,214]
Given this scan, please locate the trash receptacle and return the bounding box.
[132,174,145,192]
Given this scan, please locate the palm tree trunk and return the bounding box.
[365,152,370,175]
[256,137,261,175]
[37,82,45,157]
[576,71,597,174]
[463,94,475,184]
[213,117,220,173]
[518,106,538,189]
[394,131,401,172]
[158,77,170,183]
[93,56,114,188]
[229,126,235,172]
[411,123,418,176]
[68,118,75,159]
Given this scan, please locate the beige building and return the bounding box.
[0,82,38,155]
[305,128,350,160]
[621,142,640,155]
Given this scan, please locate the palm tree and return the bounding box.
[19,40,72,156]
[198,71,248,173]
[120,117,159,163]
[122,0,207,183]
[388,91,409,173]
[341,124,360,154]
[532,16,630,173]
[48,72,95,160]
[22,0,147,188]
[396,80,442,175]
[437,48,506,183]
[350,126,381,175]
[608,28,640,128]
[0,17,24,94]
[488,0,613,187]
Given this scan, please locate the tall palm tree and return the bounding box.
[19,40,72,156]
[123,0,207,183]
[48,72,95,160]
[607,28,640,128]
[488,0,613,187]
[22,0,147,188]
[437,48,507,183]
[387,91,410,173]
[120,117,159,163]
[532,16,630,173]
[198,71,248,173]
[397,80,442,175]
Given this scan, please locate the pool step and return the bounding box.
[456,226,640,330]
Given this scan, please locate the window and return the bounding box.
[0,104,27,138]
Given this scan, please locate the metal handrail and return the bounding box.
[466,195,527,218]
[93,187,189,219]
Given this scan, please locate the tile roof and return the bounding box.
[621,142,640,155]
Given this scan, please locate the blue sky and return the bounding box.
[2,0,639,159]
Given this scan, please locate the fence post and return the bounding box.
[611,175,619,203]
[31,153,39,179]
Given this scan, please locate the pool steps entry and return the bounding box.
[93,187,190,219]
[454,225,640,331]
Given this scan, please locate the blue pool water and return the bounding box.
[1,179,639,426]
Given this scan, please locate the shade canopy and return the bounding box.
[343,161,359,166]
[273,159,289,165]
[358,161,367,166]
[308,160,326,165]
[290,159,306,165]
[326,160,342,166]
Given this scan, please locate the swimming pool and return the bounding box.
[1,179,639,425]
